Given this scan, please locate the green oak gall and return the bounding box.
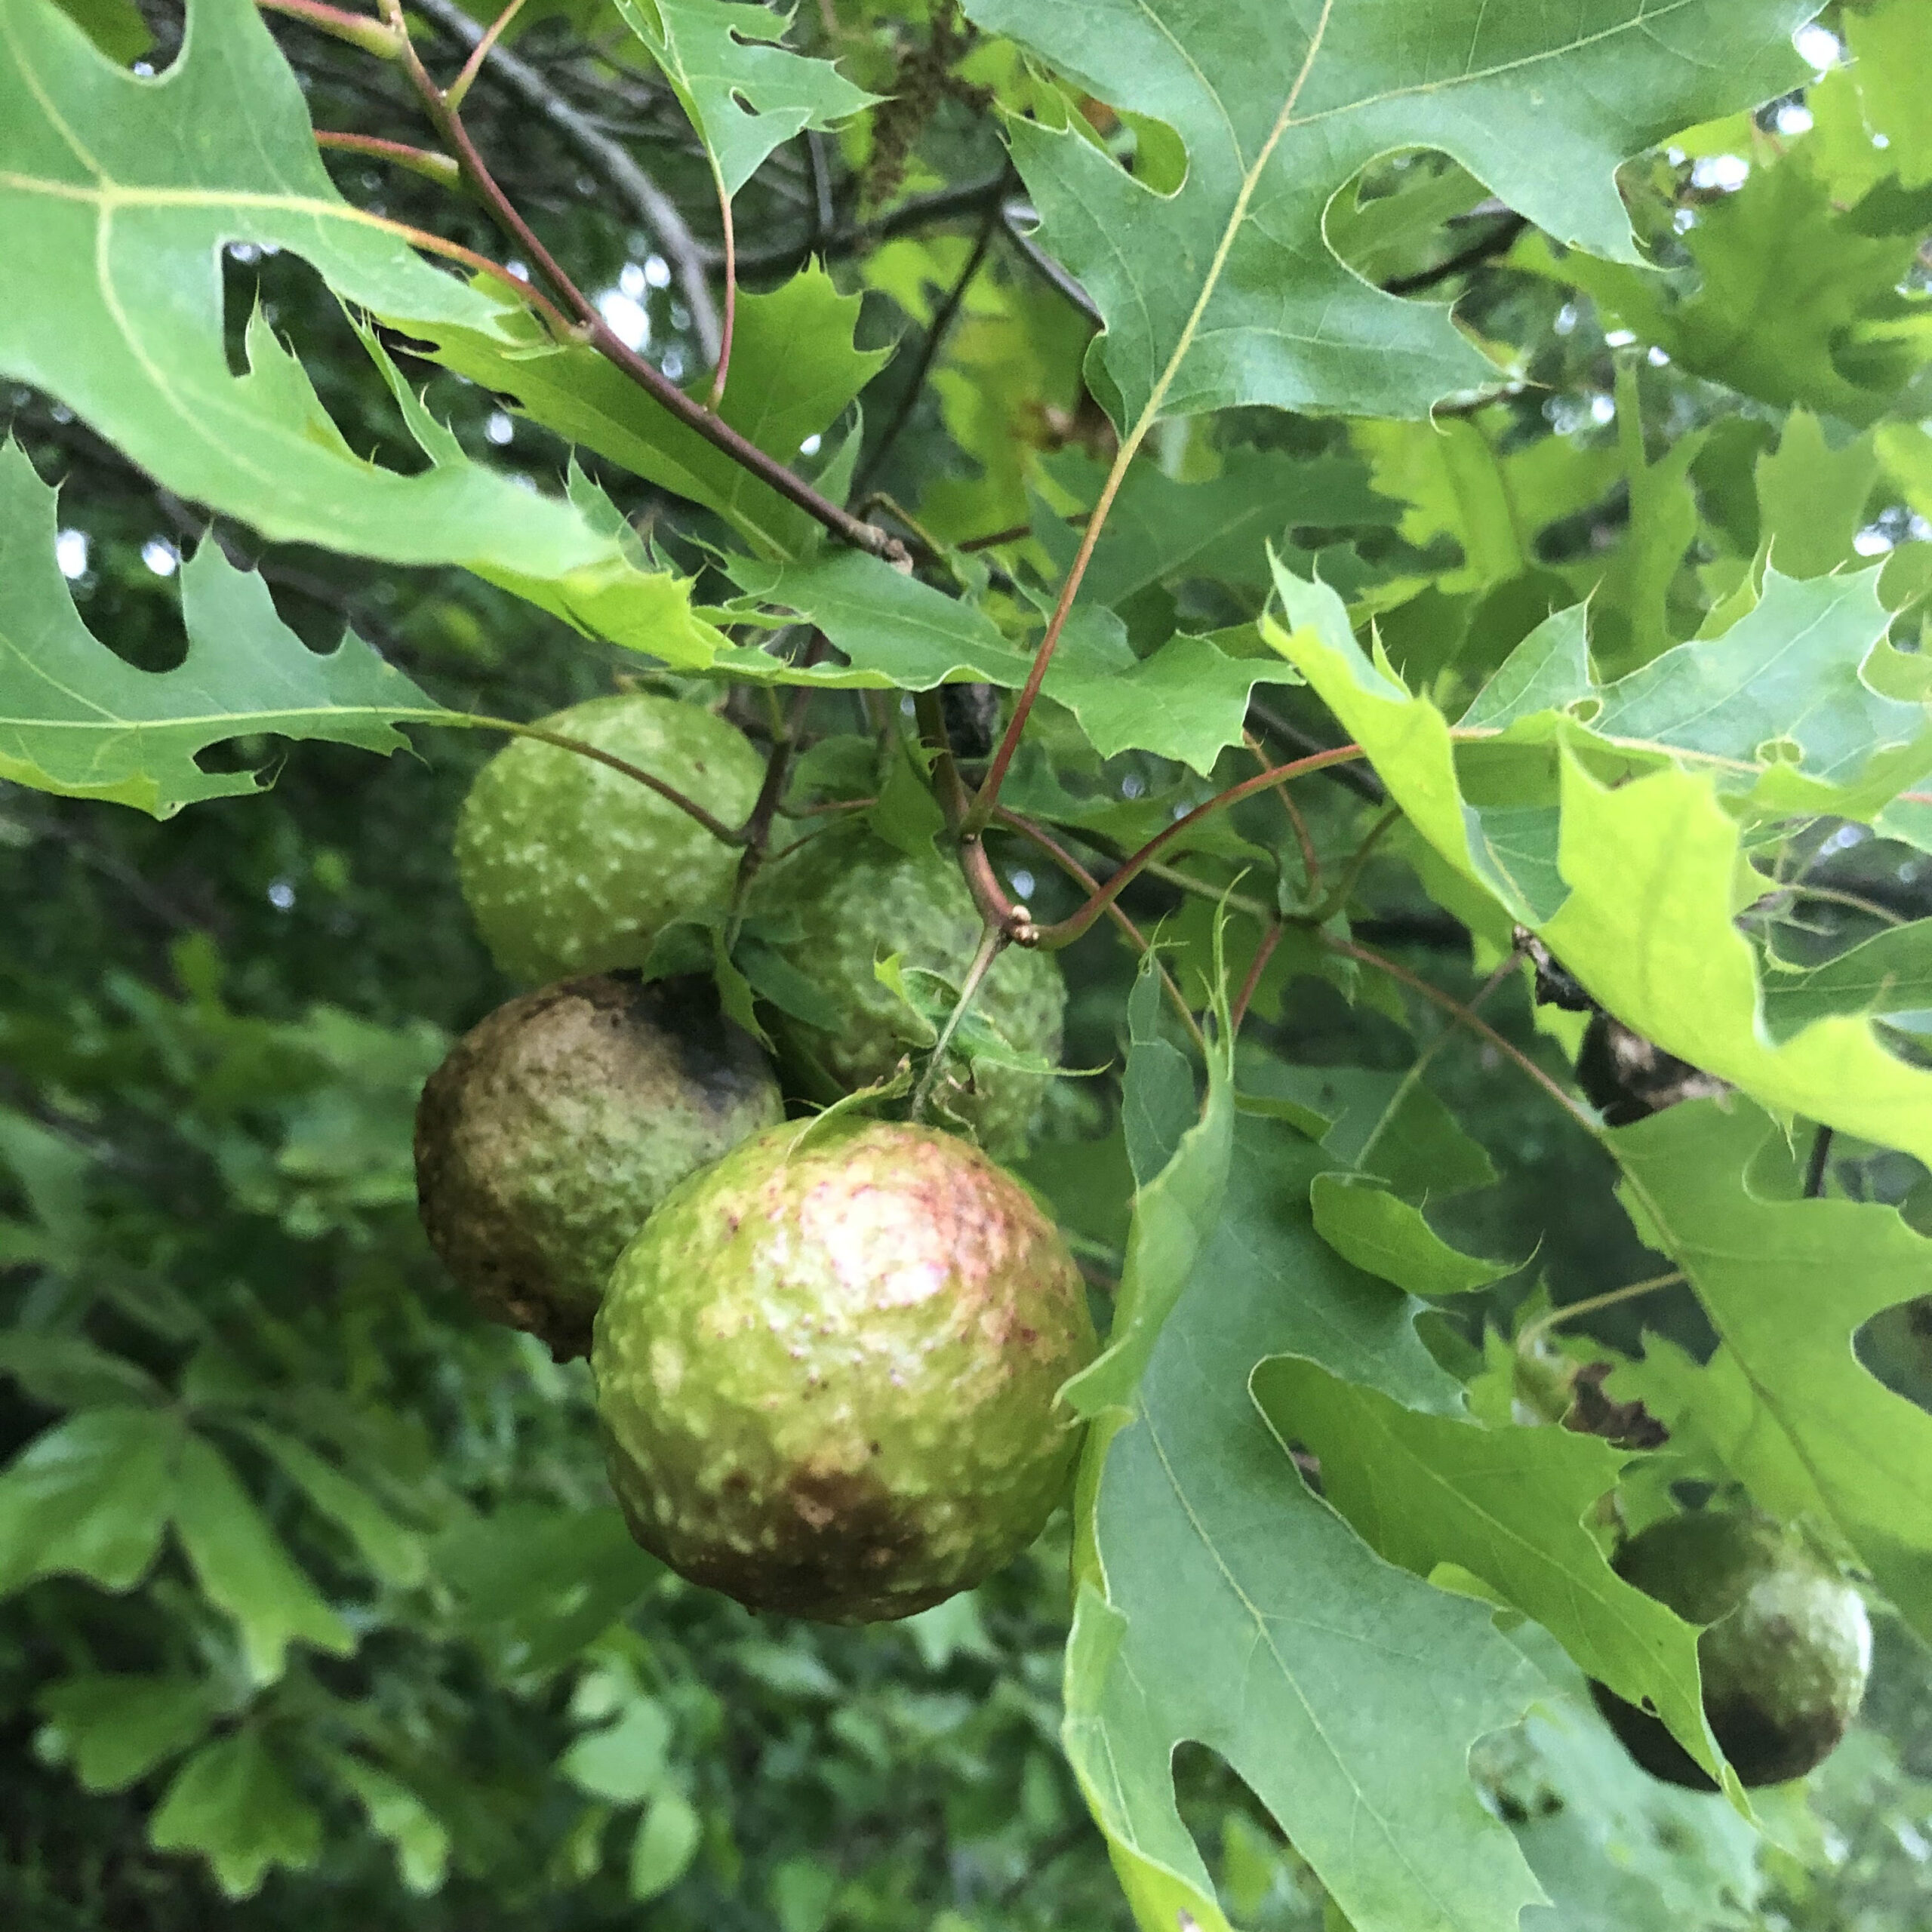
[746,823,1066,1157]
[457,693,762,984]
[592,1118,1097,1623]
[1591,1511,1872,1789]
[414,974,782,1361]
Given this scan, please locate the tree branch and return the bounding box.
[728,171,1012,274]
[380,12,908,565]
[406,0,721,363]
[1247,697,1386,801]
[999,207,1103,325]
[854,180,1008,494]
[1383,211,1528,297]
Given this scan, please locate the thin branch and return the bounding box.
[371,219,579,334]
[1029,746,1374,949]
[966,450,1133,823]
[1515,1272,1686,1352]
[445,0,531,112]
[729,171,1011,273]
[854,182,1007,494]
[380,17,908,565]
[1248,697,1386,802]
[999,207,1104,325]
[1246,728,1319,894]
[314,130,460,189]
[1328,935,1598,1131]
[1804,1124,1835,1200]
[1382,211,1528,297]
[913,690,971,829]
[405,0,721,363]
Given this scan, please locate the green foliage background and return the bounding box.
[2,0,1931,1927]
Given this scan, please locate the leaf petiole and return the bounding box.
[255,0,405,59]
[908,921,1007,1125]
[1515,1273,1687,1353]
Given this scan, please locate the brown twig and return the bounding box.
[964,458,1134,826]
[405,0,721,363]
[378,6,908,565]
[373,220,578,334]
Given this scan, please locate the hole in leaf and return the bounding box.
[1854,1297,1932,1415]
[1168,1741,1314,1925]
[1565,694,1604,726]
[1325,149,1505,292]
[1755,734,1804,765]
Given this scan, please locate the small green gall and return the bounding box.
[457,693,761,984]
[1591,1510,1871,1789]
[746,823,1065,1157]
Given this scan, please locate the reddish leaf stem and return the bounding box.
[1029,745,1372,950]
[964,455,1133,829]
[1230,922,1284,1034]
[987,809,1204,1051]
[314,130,460,189]
[445,0,529,111]
[368,220,577,335]
[709,189,737,408]
[256,0,404,57]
